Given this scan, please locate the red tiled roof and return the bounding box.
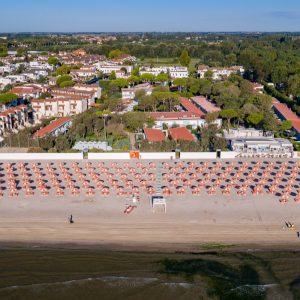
[273,102,299,121]
[144,128,165,142]
[168,127,195,141]
[12,86,41,94]
[191,96,221,113]
[180,97,205,116]
[33,117,72,138]
[0,105,27,117]
[292,120,300,133]
[31,97,84,103]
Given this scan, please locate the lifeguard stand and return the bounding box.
[151,195,167,213]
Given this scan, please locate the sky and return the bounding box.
[0,0,300,32]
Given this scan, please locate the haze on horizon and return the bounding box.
[0,0,300,33]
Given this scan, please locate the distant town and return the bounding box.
[0,33,299,157]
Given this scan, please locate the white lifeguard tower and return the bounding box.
[151,195,166,213]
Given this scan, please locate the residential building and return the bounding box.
[0,105,31,137]
[140,66,188,78]
[197,65,244,80]
[73,48,87,57]
[70,66,97,79]
[191,96,221,114]
[168,127,195,141]
[33,117,72,138]
[12,85,42,99]
[272,98,300,140]
[31,97,89,120]
[50,85,101,105]
[150,97,222,129]
[96,63,133,76]
[143,128,165,143]
[121,83,153,100]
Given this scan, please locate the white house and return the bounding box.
[96,63,133,76]
[197,65,244,80]
[140,66,188,79]
[121,83,153,100]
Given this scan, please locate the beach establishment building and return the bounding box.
[231,137,293,158]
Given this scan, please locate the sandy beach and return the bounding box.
[0,159,300,251]
[0,161,300,251]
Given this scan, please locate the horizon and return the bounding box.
[0,0,300,32]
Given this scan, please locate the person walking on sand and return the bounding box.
[297,232,300,239]
[69,214,74,224]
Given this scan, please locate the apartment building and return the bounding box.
[197,65,244,80]
[0,105,31,136]
[140,66,188,78]
[31,97,89,120]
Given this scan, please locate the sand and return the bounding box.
[0,159,300,251]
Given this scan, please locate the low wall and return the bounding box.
[0,153,83,160]
[221,151,237,159]
[88,153,130,160]
[139,152,176,160]
[180,152,216,159]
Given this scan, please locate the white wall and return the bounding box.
[139,152,176,160]
[88,153,130,160]
[0,153,83,160]
[180,152,216,159]
[221,151,237,159]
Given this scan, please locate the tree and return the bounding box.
[59,80,75,88]
[205,112,219,124]
[140,73,155,83]
[48,57,60,65]
[123,112,147,132]
[247,113,264,127]
[56,65,72,75]
[109,71,116,80]
[108,49,123,59]
[204,70,213,80]
[198,79,212,96]
[110,78,128,89]
[287,74,300,99]
[173,78,187,92]
[280,120,292,132]
[179,50,191,67]
[135,89,146,100]
[220,109,238,128]
[128,75,140,85]
[156,73,169,83]
[1,84,12,93]
[56,75,72,86]
[0,93,18,104]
